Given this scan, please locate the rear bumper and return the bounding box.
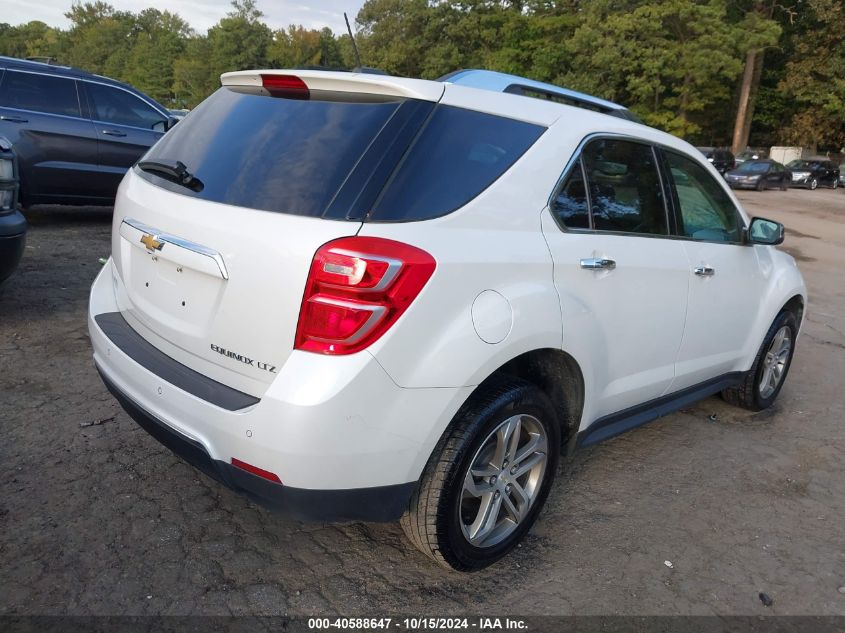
[89,260,471,521]
[98,367,414,521]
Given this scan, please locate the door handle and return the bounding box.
[580,257,616,270]
[0,115,28,123]
[694,265,715,277]
[102,129,127,137]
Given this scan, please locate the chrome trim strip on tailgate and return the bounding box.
[95,311,260,411]
[121,217,230,280]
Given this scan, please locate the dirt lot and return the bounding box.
[1,188,844,617]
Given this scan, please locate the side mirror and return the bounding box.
[153,117,179,133]
[748,217,785,245]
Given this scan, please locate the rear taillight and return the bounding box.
[295,237,436,355]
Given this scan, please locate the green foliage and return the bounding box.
[779,0,845,149]
[550,0,778,137]
[0,0,836,148]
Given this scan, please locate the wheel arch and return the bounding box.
[742,272,806,373]
[473,347,585,450]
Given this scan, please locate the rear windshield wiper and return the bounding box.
[137,159,204,192]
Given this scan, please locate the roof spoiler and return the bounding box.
[220,70,444,102]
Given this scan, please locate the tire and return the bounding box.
[832,178,838,190]
[780,178,788,191]
[809,178,818,191]
[721,310,798,411]
[756,179,765,192]
[401,376,560,571]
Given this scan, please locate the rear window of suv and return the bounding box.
[137,85,544,222]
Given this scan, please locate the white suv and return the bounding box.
[88,69,806,571]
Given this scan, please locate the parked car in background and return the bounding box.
[0,136,25,284]
[0,56,176,207]
[697,147,735,175]
[725,159,791,191]
[840,165,845,187]
[787,158,840,190]
[89,68,806,571]
[735,149,768,165]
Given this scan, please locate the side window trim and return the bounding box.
[548,133,672,238]
[654,146,681,236]
[659,146,748,245]
[83,79,168,131]
[0,68,84,120]
[649,144,674,235]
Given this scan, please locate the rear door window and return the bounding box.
[580,138,668,235]
[85,82,167,129]
[0,70,80,118]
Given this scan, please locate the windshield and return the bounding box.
[737,161,769,173]
[787,160,816,169]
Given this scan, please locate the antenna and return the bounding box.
[344,12,363,70]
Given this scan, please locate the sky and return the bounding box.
[2,0,368,34]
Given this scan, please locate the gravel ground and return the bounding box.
[1,188,844,617]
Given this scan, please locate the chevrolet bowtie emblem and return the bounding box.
[140,233,164,251]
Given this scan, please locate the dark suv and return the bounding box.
[786,159,840,190]
[698,147,735,175]
[0,57,174,207]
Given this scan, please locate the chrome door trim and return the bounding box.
[580,257,616,270]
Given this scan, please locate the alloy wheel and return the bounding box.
[759,325,792,399]
[459,414,548,548]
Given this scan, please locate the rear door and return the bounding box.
[81,80,167,198]
[661,148,764,389]
[771,162,784,187]
[0,69,100,204]
[542,136,690,420]
[109,79,438,396]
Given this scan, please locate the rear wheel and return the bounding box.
[722,310,797,411]
[401,377,560,571]
[756,179,766,192]
[832,178,838,190]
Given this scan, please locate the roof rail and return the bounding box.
[439,69,642,124]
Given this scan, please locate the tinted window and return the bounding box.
[86,82,166,129]
[368,106,544,221]
[737,161,769,173]
[0,70,80,117]
[551,161,589,229]
[581,139,668,234]
[666,150,742,242]
[140,86,407,217]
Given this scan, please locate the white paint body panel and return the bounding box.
[89,70,807,492]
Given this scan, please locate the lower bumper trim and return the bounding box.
[98,367,415,523]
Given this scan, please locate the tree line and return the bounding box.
[1,0,842,153]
